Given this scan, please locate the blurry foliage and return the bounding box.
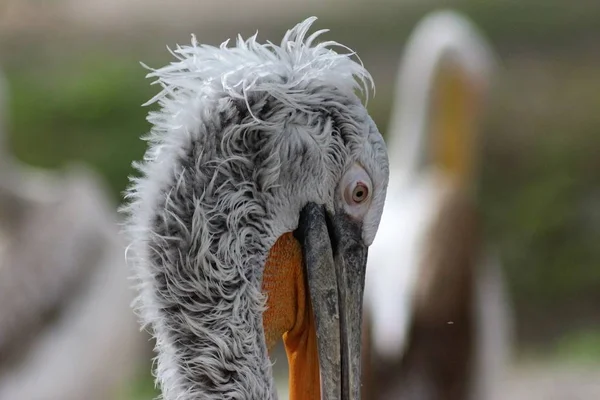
[553,330,600,365]
[480,57,600,314]
[115,371,159,400]
[6,55,154,203]
[1,1,600,349]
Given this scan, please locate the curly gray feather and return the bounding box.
[123,17,388,400]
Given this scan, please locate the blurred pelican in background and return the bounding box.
[362,10,513,400]
[0,68,145,400]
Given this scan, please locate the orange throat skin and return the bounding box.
[262,232,321,400]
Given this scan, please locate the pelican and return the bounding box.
[0,67,144,400]
[123,17,389,400]
[362,10,512,400]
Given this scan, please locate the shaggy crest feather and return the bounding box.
[122,16,387,400]
[142,16,373,113]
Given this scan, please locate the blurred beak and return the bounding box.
[294,202,368,400]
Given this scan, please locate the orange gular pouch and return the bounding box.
[262,232,321,400]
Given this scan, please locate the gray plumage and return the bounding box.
[123,17,389,400]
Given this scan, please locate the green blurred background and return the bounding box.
[1,0,599,397]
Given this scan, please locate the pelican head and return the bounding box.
[124,18,389,400]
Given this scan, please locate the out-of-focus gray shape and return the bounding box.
[0,68,146,400]
[362,10,513,400]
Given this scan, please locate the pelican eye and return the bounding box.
[351,183,369,203]
[341,164,373,219]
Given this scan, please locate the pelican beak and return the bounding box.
[294,202,368,400]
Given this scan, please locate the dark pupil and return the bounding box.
[355,190,364,198]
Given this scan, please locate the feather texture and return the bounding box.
[123,17,388,400]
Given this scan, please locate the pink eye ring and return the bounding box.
[341,164,373,219]
[351,182,369,204]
